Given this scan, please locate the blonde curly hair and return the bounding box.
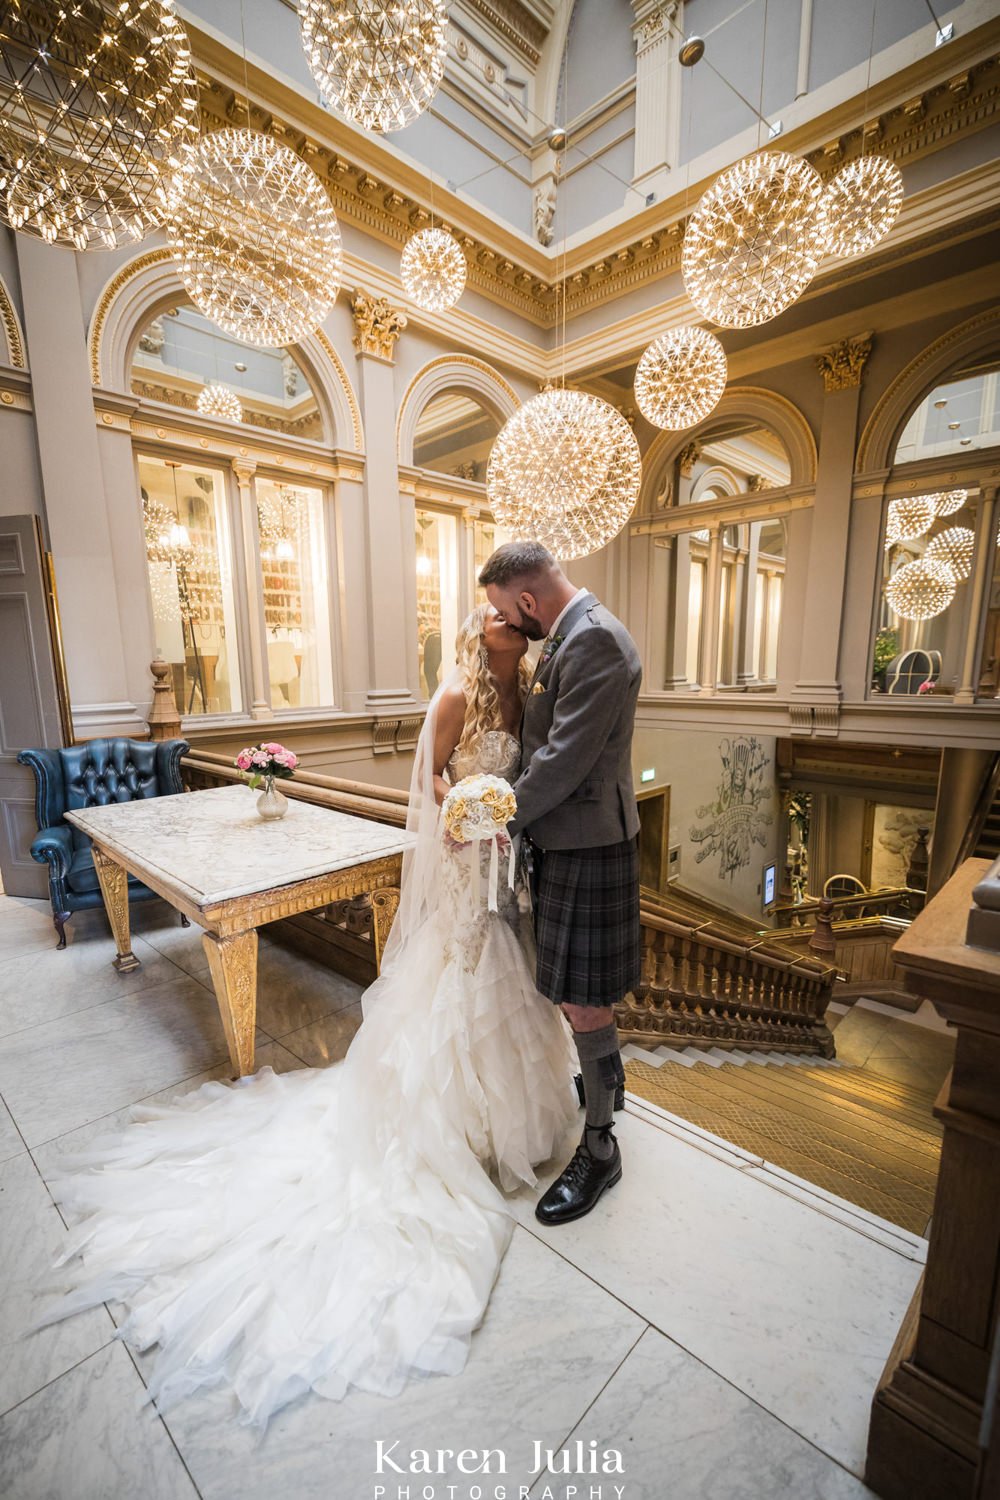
[454,603,532,764]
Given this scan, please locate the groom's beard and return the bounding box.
[511,612,545,641]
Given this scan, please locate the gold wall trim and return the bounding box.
[88,246,174,386]
[313,329,365,451]
[0,273,27,369]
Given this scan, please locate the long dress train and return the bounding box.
[36,728,577,1428]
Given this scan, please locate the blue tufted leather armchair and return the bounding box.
[17,738,190,948]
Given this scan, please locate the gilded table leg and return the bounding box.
[202,929,258,1078]
[371,887,401,973]
[91,846,141,973]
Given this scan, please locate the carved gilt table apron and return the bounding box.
[65,785,415,1077]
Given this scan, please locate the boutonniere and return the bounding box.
[539,633,565,666]
[531,681,546,695]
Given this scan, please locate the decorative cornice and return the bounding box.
[351,289,407,361]
[462,0,549,65]
[816,333,874,392]
[0,275,26,370]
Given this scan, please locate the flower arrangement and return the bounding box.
[917,678,936,695]
[234,741,298,789]
[443,774,517,845]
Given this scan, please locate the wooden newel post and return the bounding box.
[808,897,837,963]
[148,653,182,742]
[865,858,1000,1500]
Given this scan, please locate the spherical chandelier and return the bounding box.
[196,383,243,422]
[633,326,728,430]
[298,0,448,134]
[926,526,975,582]
[400,227,466,311]
[885,495,936,547]
[930,488,968,517]
[164,130,343,347]
[486,389,641,561]
[0,0,198,251]
[824,156,904,259]
[682,151,829,328]
[885,558,956,621]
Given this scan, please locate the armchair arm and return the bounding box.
[29,823,73,877]
[16,747,65,830]
[155,738,191,795]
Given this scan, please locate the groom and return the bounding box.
[480,541,642,1224]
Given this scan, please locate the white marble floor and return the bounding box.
[0,893,921,1500]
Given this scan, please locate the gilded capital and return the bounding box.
[351,289,407,361]
[816,333,874,392]
[677,439,702,477]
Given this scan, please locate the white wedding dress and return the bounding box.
[39,725,578,1429]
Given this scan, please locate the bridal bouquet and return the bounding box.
[442,775,518,913]
[443,774,517,843]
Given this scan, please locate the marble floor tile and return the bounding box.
[0,1093,25,1164]
[143,1225,645,1500]
[0,929,184,1041]
[129,906,213,981]
[277,1004,364,1067]
[30,1037,309,1187]
[0,974,257,1147]
[0,1340,198,1500]
[0,1153,114,1418]
[252,942,365,1040]
[544,1325,876,1500]
[509,1106,922,1476]
[0,903,56,963]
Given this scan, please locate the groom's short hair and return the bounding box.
[479,540,557,588]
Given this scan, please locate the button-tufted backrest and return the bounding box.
[60,739,161,849]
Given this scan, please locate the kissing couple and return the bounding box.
[37,541,644,1429]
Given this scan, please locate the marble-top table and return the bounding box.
[66,785,416,1077]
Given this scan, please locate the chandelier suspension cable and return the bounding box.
[239,0,253,126]
[756,0,769,149]
[862,0,878,156]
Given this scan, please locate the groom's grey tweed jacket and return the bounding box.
[510,591,642,850]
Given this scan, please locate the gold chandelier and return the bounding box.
[164,130,343,348]
[885,558,956,621]
[400,227,466,311]
[931,488,968,517]
[633,326,727,430]
[682,151,829,328]
[885,495,936,547]
[825,156,904,259]
[926,526,975,581]
[0,0,198,250]
[486,389,641,561]
[196,383,243,422]
[299,0,448,134]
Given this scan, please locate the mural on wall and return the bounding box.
[690,736,773,881]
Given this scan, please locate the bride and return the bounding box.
[36,604,578,1428]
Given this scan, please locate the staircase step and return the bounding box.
[698,1064,941,1171]
[794,1066,941,1126]
[624,1059,937,1234]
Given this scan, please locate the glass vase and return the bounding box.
[256,775,288,821]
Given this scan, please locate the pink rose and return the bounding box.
[278,751,297,769]
[262,741,284,755]
[235,751,252,771]
[251,750,270,766]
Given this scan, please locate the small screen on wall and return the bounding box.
[762,862,777,908]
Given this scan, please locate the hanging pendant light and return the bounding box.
[885,495,936,547]
[401,227,466,311]
[682,151,829,328]
[930,488,968,517]
[299,0,448,134]
[634,326,727,430]
[0,0,198,250]
[825,155,903,259]
[197,383,243,421]
[926,526,975,582]
[164,129,343,347]
[486,389,641,561]
[885,558,956,621]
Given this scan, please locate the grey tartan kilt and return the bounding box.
[529,836,642,1007]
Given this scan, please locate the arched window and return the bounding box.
[131,303,321,439]
[894,360,1000,464]
[412,390,502,479]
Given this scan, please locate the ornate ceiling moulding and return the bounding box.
[189,30,998,330]
[462,0,550,65]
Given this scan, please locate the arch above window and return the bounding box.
[397,354,519,469]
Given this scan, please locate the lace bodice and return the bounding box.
[446,728,520,786]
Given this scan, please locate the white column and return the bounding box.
[631,1,681,201]
[954,487,998,704]
[15,236,144,737]
[698,525,723,696]
[231,458,271,720]
[331,470,372,715]
[737,526,761,684]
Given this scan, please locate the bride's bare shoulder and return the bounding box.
[437,682,466,722]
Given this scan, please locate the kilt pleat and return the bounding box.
[532,837,642,1007]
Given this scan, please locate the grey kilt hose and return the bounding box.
[529,835,642,1008]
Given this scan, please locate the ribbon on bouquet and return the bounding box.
[469,833,517,913]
